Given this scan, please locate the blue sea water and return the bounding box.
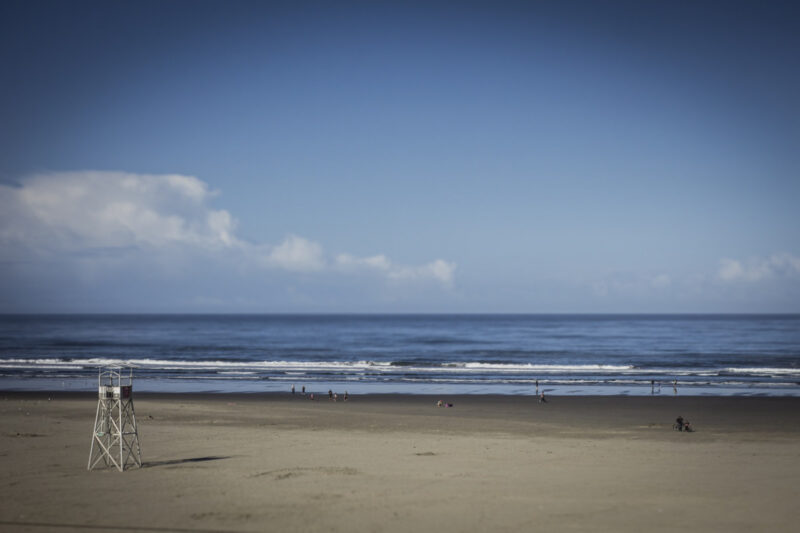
[0,314,798,396]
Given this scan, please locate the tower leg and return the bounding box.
[88,398,102,470]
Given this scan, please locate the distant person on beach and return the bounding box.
[291,384,295,394]
[334,392,338,402]
[675,416,684,431]
[328,390,333,400]
[539,392,547,403]
[344,391,349,401]
[302,385,305,395]
[651,380,655,394]
[673,380,678,396]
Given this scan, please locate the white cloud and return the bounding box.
[207,210,237,246]
[718,258,747,282]
[265,235,325,272]
[1,171,236,250]
[164,174,213,202]
[389,259,457,285]
[718,254,800,282]
[336,253,456,285]
[335,253,391,271]
[0,171,455,286]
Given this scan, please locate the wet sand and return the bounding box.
[2,392,799,532]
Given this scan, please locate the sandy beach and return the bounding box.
[2,392,799,532]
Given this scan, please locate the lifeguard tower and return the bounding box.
[88,366,142,471]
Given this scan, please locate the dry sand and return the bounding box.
[2,392,799,532]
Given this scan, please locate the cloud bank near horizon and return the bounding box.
[0,171,797,312]
[718,254,800,283]
[0,171,456,286]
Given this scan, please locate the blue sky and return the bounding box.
[1,0,798,313]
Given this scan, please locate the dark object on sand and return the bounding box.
[674,416,693,431]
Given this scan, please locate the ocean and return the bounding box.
[1,314,798,396]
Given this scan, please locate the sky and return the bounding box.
[0,0,798,313]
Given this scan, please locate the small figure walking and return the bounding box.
[328,389,333,400]
[539,392,547,404]
[291,384,295,395]
[344,391,349,401]
[302,385,306,395]
[673,379,678,396]
[651,380,655,395]
[535,379,539,395]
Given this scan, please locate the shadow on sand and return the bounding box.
[143,455,233,468]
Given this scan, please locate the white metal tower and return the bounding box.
[88,366,142,471]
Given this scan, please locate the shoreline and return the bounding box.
[3,378,798,397]
[7,388,800,401]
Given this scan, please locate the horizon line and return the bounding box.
[1,312,799,317]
